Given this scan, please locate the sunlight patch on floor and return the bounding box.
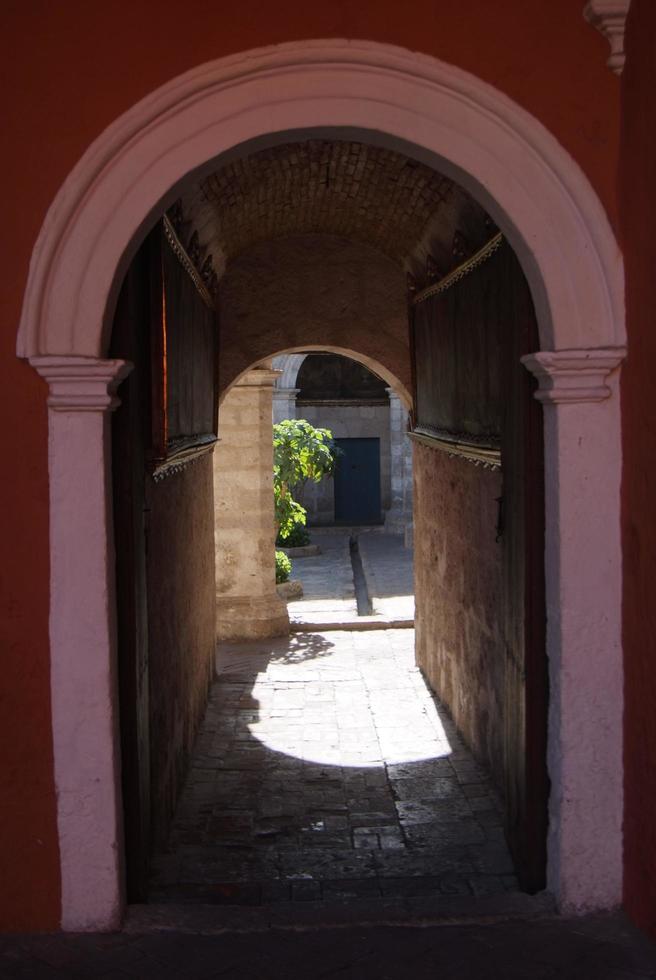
[242,637,452,767]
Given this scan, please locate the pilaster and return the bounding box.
[384,389,413,541]
[522,346,625,911]
[31,355,132,931]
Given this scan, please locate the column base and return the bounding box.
[216,593,290,641]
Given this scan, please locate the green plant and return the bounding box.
[275,549,292,584]
[276,523,311,548]
[273,419,339,540]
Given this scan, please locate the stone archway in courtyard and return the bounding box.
[271,351,412,534]
[17,41,625,930]
[213,346,414,644]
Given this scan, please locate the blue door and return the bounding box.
[333,438,382,525]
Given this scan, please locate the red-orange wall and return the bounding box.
[0,0,621,930]
[619,0,656,940]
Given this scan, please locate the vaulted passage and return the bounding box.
[110,134,547,910]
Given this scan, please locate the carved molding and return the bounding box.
[30,356,133,412]
[409,427,501,469]
[163,214,217,309]
[166,203,219,300]
[583,0,631,75]
[273,387,300,398]
[414,232,504,305]
[521,348,626,404]
[151,435,218,482]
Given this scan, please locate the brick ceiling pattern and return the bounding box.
[177,139,493,287]
[200,141,456,266]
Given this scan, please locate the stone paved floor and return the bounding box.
[287,533,358,626]
[2,914,655,978]
[288,531,413,628]
[150,629,517,905]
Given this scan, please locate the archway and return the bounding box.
[17,41,625,929]
[269,351,412,532]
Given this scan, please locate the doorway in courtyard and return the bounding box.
[109,135,547,910]
[271,352,413,532]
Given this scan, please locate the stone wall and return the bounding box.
[145,456,216,847]
[218,234,410,399]
[413,441,506,793]
[298,403,391,525]
[214,368,289,641]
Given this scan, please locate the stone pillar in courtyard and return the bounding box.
[384,388,413,542]
[213,365,290,640]
[272,386,299,424]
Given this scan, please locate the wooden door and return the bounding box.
[110,218,220,899]
[411,239,548,891]
[110,243,152,902]
[498,246,548,892]
[334,437,382,524]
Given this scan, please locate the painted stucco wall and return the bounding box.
[413,443,506,793]
[0,0,622,929]
[619,0,656,940]
[218,235,410,397]
[145,457,216,848]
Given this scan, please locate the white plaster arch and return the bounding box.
[18,40,626,930]
[17,40,623,357]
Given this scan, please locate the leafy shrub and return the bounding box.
[275,549,292,584]
[273,419,339,540]
[276,523,311,548]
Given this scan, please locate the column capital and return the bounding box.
[583,0,631,76]
[30,355,133,412]
[521,348,626,404]
[234,367,282,390]
[273,387,300,398]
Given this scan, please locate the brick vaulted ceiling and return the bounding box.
[177,140,493,284]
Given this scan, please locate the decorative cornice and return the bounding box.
[413,233,504,305]
[151,435,218,481]
[521,348,626,404]
[30,356,133,412]
[162,215,216,310]
[409,427,501,469]
[583,0,631,75]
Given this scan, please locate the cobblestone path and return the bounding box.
[150,629,517,905]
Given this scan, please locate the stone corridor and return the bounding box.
[150,628,518,905]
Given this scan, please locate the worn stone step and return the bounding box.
[125,890,556,935]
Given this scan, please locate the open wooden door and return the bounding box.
[497,244,548,892]
[110,215,219,900]
[110,244,152,902]
[410,236,548,891]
